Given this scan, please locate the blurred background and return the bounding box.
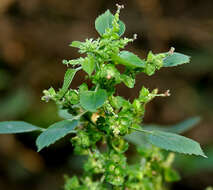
[0,0,212,189]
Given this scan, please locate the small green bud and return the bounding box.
[41,87,56,102]
[115,167,121,175]
[109,164,115,172]
[79,83,88,93]
[121,74,135,88]
[139,87,150,103]
[64,176,79,190]
[133,99,141,111]
[65,90,79,105]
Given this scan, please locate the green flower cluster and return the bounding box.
[47,6,171,190]
[0,4,205,190]
[39,4,201,190]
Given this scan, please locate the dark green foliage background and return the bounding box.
[0,0,212,190]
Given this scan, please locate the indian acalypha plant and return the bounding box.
[0,5,207,190]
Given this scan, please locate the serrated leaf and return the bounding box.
[143,117,201,134]
[124,131,150,148]
[163,52,190,67]
[0,121,42,134]
[95,10,125,36]
[36,119,78,151]
[143,129,206,157]
[58,69,76,98]
[113,51,146,68]
[80,89,107,112]
[82,56,95,76]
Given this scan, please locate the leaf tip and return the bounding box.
[36,146,42,152]
[37,149,41,152]
[200,151,208,158]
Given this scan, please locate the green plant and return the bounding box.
[0,5,207,190]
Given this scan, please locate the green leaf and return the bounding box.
[70,41,82,48]
[143,117,201,134]
[95,10,125,36]
[36,119,78,151]
[124,131,150,148]
[163,52,190,67]
[80,89,107,112]
[113,51,146,68]
[82,56,95,76]
[0,121,42,134]
[58,109,73,119]
[58,69,76,98]
[143,129,206,157]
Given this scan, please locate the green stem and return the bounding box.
[95,83,100,91]
[75,66,82,72]
[71,110,88,120]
